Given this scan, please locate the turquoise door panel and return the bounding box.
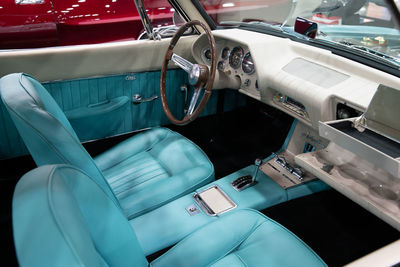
[43,70,189,141]
[65,96,130,141]
[0,69,235,159]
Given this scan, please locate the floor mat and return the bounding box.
[169,98,294,178]
[262,189,400,267]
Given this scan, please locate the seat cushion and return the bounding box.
[150,209,327,267]
[95,127,214,219]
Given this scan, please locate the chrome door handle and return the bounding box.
[132,94,158,104]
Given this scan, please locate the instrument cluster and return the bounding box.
[202,45,258,98]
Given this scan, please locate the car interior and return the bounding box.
[1,0,400,266]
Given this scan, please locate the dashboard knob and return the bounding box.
[337,108,351,119]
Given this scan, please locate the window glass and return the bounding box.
[198,0,400,66]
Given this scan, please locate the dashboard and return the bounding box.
[192,36,260,100]
[192,29,400,130]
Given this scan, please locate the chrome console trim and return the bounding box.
[193,185,237,216]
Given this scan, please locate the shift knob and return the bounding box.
[252,158,263,182]
[255,158,262,167]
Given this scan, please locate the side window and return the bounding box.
[140,0,189,40]
[0,0,185,49]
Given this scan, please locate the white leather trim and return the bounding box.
[0,36,197,82]
[203,29,400,128]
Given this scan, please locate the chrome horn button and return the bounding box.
[188,64,200,85]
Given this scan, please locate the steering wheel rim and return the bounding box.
[160,20,216,125]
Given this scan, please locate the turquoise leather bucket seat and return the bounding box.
[13,164,327,267]
[0,73,214,219]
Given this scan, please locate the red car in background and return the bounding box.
[0,0,173,49]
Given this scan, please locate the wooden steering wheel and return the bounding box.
[160,20,216,125]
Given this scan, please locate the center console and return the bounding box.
[130,119,329,256]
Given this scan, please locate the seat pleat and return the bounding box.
[102,151,149,175]
[114,171,169,198]
[103,152,170,198]
[113,169,169,196]
[109,162,164,188]
[105,154,162,184]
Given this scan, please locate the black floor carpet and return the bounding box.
[262,189,400,267]
[0,156,36,266]
[168,99,294,178]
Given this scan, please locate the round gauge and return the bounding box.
[221,47,230,59]
[202,48,212,62]
[242,52,255,74]
[229,46,244,69]
[217,61,226,71]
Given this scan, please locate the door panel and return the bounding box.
[0,35,245,159]
[0,69,224,159]
[43,70,190,141]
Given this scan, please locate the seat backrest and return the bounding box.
[13,164,148,267]
[0,73,118,204]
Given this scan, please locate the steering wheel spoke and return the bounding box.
[171,53,193,74]
[187,87,203,116]
[160,20,216,125]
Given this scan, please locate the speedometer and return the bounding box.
[242,52,255,74]
[229,46,244,69]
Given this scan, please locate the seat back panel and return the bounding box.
[13,165,148,267]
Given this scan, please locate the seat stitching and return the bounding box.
[151,211,263,266]
[6,104,119,202]
[107,157,161,184]
[239,209,327,264]
[109,166,165,188]
[233,252,249,267]
[205,221,267,266]
[114,172,168,197]
[46,165,86,267]
[126,167,213,219]
[5,106,71,165]
[14,74,120,206]
[18,74,45,108]
[98,128,170,172]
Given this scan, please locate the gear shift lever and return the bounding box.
[231,158,263,191]
[252,158,263,183]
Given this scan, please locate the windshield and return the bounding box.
[199,0,400,68]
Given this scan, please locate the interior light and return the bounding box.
[222,3,235,7]
[112,0,117,2]
[72,4,79,7]
[105,4,110,8]
[67,7,73,10]
[170,8,175,12]
[78,0,85,2]
[92,14,99,16]
[61,10,69,13]
[158,7,166,10]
